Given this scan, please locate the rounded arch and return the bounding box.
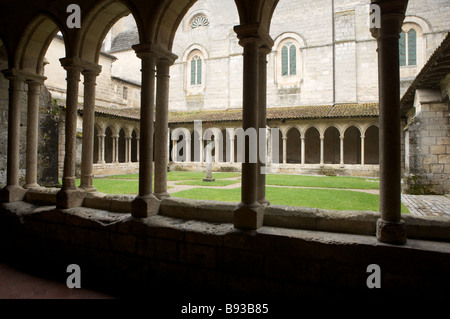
[344,125,361,165]
[323,126,340,164]
[15,13,65,74]
[286,126,301,164]
[304,126,320,164]
[77,0,143,64]
[234,0,279,33]
[182,43,209,62]
[364,125,379,165]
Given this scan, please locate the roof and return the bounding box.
[400,32,450,113]
[57,99,379,123]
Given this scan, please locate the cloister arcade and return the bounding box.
[0,0,410,245]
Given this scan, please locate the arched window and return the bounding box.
[190,55,202,85]
[282,42,296,76]
[399,29,417,66]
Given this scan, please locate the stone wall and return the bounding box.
[1,199,450,301]
[403,89,450,194]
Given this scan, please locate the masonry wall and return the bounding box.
[403,89,450,195]
[1,200,450,301]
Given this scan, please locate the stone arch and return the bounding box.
[118,127,126,163]
[344,125,361,165]
[172,127,190,162]
[286,126,301,163]
[15,14,65,74]
[77,0,144,64]
[324,126,340,164]
[304,126,320,164]
[364,125,379,164]
[104,126,114,163]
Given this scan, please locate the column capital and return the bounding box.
[132,42,177,62]
[1,68,26,82]
[234,23,274,49]
[370,0,408,39]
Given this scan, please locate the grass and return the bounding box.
[175,179,240,186]
[171,187,409,213]
[265,174,379,190]
[88,171,407,213]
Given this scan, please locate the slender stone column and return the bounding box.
[172,140,177,162]
[136,137,140,162]
[56,59,87,208]
[361,134,365,166]
[282,137,287,164]
[0,70,27,202]
[320,135,324,166]
[257,45,271,207]
[112,135,119,163]
[340,136,344,167]
[198,136,203,163]
[371,0,408,244]
[155,55,176,200]
[233,24,265,230]
[131,43,160,217]
[228,129,235,163]
[25,78,45,189]
[80,67,101,192]
[98,134,106,164]
[301,137,305,165]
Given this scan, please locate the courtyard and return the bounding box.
[81,172,450,217]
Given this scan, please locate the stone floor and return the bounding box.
[401,194,450,217]
[0,262,116,299]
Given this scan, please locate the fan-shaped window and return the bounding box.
[191,15,209,29]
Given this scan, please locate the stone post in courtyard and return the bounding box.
[203,135,215,182]
[0,70,27,202]
[80,65,101,192]
[154,52,177,199]
[371,0,408,244]
[131,43,160,217]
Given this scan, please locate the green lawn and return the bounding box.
[171,187,409,213]
[88,171,404,213]
[265,174,379,189]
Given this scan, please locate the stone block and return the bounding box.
[430,145,446,154]
[89,229,110,250]
[111,232,136,254]
[233,203,265,230]
[217,247,264,276]
[154,238,178,262]
[438,154,450,164]
[69,226,90,246]
[179,243,216,268]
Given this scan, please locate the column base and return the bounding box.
[0,185,27,203]
[155,191,171,200]
[376,218,407,245]
[24,183,40,190]
[56,188,87,209]
[258,197,271,208]
[132,195,161,218]
[234,202,265,230]
[202,178,215,182]
[79,185,98,193]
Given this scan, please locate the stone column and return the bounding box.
[113,135,119,163]
[301,137,305,165]
[320,135,324,166]
[340,136,344,167]
[0,70,27,202]
[80,67,101,192]
[361,134,365,166]
[257,45,271,207]
[282,136,287,164]
[233,24,265,230]
[98,133,106,164]
[56,58,86,208]
[131,43,160,217]
[172,139,177,162]
[136,136,140,162]
[371,0,408,244]
[155,54,176,200]
[25,78,45,189]
[228,129,235,163]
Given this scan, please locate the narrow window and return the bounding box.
[123,86,128,100]
[281,42,296,76]
[399,31,406,67]
[408,29,417,66]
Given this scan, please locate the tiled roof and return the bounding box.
[58,99,378,123]
[400,32,450,113]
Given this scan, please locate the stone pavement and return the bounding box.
[401,194,450,217]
